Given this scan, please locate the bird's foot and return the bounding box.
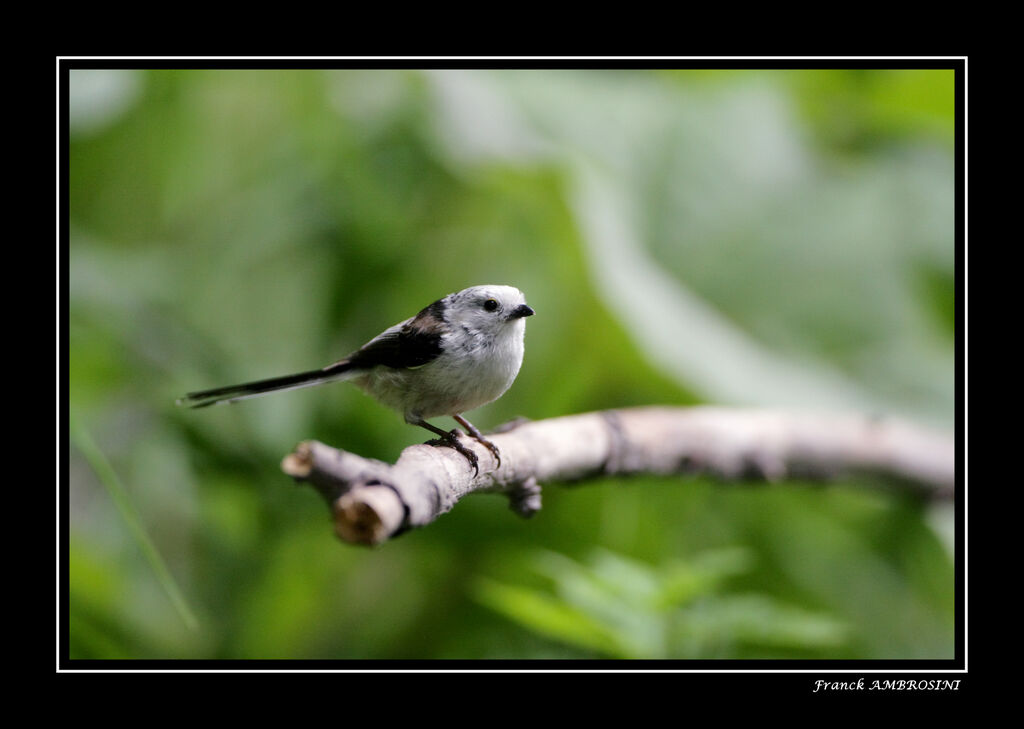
[453,415,503,468]
[427,429,480,477]
[470,433,502,468]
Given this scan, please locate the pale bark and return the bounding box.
[280,406,955,546]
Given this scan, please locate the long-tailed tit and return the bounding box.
[178,285,535,473]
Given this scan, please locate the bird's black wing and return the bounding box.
[337,298,447,371]
[178,299,448,409]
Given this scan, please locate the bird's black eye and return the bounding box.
[483,299,499,312]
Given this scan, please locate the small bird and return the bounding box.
[178,285,535,474]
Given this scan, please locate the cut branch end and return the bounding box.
[334,485,405,545]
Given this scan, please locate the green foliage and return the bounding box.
[474,547,849,659]
[69,416,197,631]
[67,67,956,660]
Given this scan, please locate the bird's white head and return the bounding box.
[443,285,534,337]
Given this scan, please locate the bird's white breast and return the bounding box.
[354,319,526,420]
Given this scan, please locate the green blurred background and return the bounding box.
[66,67,956,660]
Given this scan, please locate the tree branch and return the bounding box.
[280,406,955,546]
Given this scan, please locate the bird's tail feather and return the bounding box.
[177,362,355,409]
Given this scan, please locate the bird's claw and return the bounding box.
[473,436,502,468]
[452,416,503,469]
[427,430,481,477]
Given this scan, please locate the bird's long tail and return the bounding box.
[177,361,355,409]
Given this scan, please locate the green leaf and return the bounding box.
[677,594,849,655]
[69,415,199,632]
[473,577,633,658]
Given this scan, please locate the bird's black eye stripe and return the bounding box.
[483,298,499,312]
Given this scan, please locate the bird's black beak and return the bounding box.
[508,304,535,320]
